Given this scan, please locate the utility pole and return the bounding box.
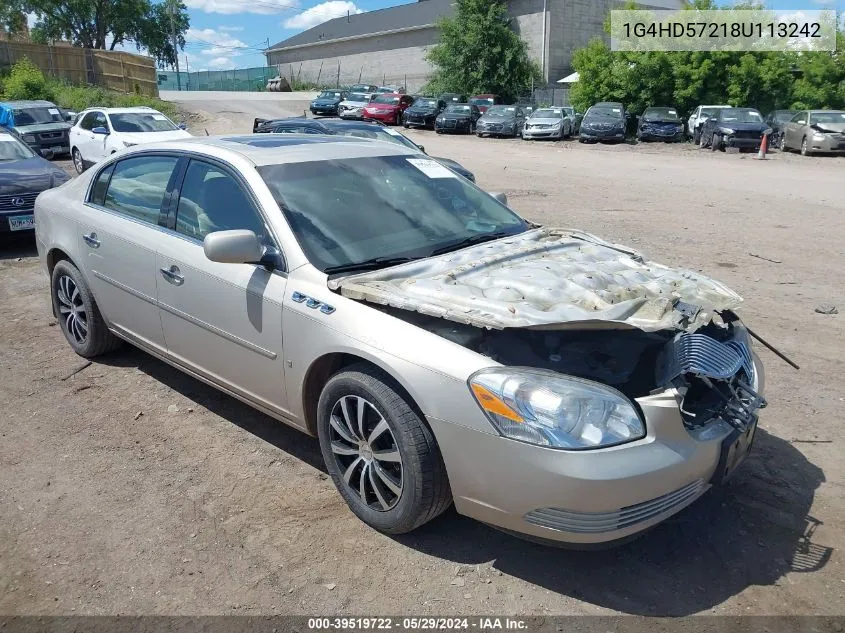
[185,54,190,90]
[168,0,182,90]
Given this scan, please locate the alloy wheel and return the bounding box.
[72,149,84,174]
[56,274,88,344]
[328,395,403,511]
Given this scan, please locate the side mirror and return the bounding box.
[92,126,109,135]
[204,230,265,264]
[177,122,187,130]
[489,192,508,206]
[416,144,425,152]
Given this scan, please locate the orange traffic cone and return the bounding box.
[754,131,769,160]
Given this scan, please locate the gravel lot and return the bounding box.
[1,100,843,617]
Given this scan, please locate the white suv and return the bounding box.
[69,107,191,173]
[687,105,731,144]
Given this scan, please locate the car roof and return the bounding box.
[129,134,416,167]
[1,100,58,108]
[808,109,844,113]
[79,106,161,114]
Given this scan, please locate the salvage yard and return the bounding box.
[1,102,844,617]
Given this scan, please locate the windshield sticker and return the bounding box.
[48,108,60,115]
[151,114,167,120]
[668,109,677,115]
[612,108,621,113]
[407,158,457,179]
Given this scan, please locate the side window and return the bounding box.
[79,112,97,131]
[792,112,807,124]
[103,155,179,224]
[94,111,108,130]
[174,160,269,243]
[273,125,301,134]
[89,163,115,205]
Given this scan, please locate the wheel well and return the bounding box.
[301,353,425,436]
[47,248,72,275]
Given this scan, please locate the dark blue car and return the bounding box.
[700,108,768,151]
[310,90,349,116]
[0,127,70,238]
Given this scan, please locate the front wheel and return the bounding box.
[801,137,812,156]
[317,365,452,534]
[711,134,720,151]
[72,148,85,174]
[51,260,121,358]
[692,128,701,145]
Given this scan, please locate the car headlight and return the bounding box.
[812,131,826,141]
[469,368,645,449]
[23,134,36,143]
[720,127,735,135]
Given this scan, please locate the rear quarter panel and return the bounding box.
[35,174,89,277]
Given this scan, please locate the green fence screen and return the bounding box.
[157,66,277,91]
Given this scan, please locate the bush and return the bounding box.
[3,58,55,101]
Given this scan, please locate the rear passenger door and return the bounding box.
[155,157,290,414]
[77,154,180,352]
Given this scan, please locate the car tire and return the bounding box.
[72,148,85,174]
[801,137,812,157]
[317,364,452,535]
[692,128,701,145]
[711,134,720,151]
[403,122,409,129]
[51,260,121,358]
[779,134,787,152]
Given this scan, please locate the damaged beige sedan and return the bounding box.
[35,135,766,546]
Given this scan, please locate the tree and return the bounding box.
[424,0,541,102]
[4,0,189,68]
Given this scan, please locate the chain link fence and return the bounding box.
[156,66,277,92]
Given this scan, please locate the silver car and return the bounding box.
[522,107,572,140]
[338,93,375,120]
[35,135,766,546]
[780,110,845,156]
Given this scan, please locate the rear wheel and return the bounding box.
[317,365,452,534]
[72,148,85,174]
[51,260,121,358]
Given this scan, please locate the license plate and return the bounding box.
[712,418,757,485]
[50,146,64,153]
[8,214,35,231]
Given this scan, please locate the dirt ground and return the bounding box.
[1,100,844,617]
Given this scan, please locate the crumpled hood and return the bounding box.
[719,122,766,132]
[331,228,743,333]
[813,122,845,133]
[119,130,191,144]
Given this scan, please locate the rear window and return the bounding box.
[470,97,494,106]
[373,95,400,104]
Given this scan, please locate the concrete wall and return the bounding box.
[509,0,547,80]
[266,27,438,92]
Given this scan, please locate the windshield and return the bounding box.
[470,97,494,106]
[485,106,517,118]
[774,111,797,123]
[13,106,63,126]
[257,155,528,272]
[318,91,342,99]
[412,99,437,109]
[109,112,178,133]
[442,95,463,102]
[444,104,471,114]
[0,133,36,160]
[349,85,372,92]
[531,109,562,119]
[373,95,399,105]
[810,111,845,125]
[643,107,679,120]
[719,109,763,123]
[586,106,623,119]
[347,93,371,103]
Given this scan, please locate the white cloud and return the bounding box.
[185,0,299,15]
[283,1,362,29]
[219,25,245,31]
[186,27,248,49]
[207,56,236,69]
[25,12,38,29]
[201,46,243,56]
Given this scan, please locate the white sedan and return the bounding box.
[69,106,190,173]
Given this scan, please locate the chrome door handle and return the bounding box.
[160,265,184,285]
[82,232,100,247]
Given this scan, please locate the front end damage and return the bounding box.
[330,228,768,538]
[329,228,768,542]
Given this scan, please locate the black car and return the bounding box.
[438,93,467,104]
[765,109,798,147]
[0,127,70,239]
[700,108,767,152]
[434,104,481,134]
[403,97,446,129]
[251,117,475,181]
[579,102,627,143]
[637,106,685,142]
[309,90,349,116]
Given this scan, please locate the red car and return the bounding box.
[469,94,503,114]
[363,93,414,125]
